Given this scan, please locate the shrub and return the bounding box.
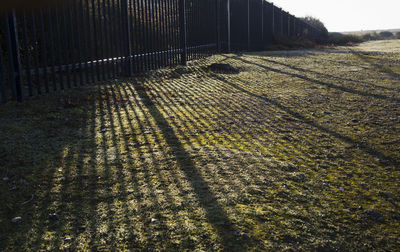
[362,33,373,41]
[379,31,394,38]
[327,32,364,45]
[396,32,400,39]
[300,16,329,43]
[268,35,316,50]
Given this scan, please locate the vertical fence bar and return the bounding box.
[128,0,136,71]
[74,0,84,85]
[160,0,167,67]
[150,0,157,69]
[0,45,6,103]
[110,0,118,77]
[91,0,100,80]
[173,0,179,65]
[247,0,250,50]
[260,0,263,47]
[187,0,192,60]
[150,0,158,69]
[186,0,191,60]
[66,6,78,86]
[194,0,198,58]
[30,13,41,94]
[97,0,105,80]
[179,0,187,65]
[4,14,16,100]
[61,6,71,88]
[139,0,148,70]
[293,17,296,37]
[168,0,173,66]
[117,0,123,74]
[164,0,171,67]
[21,11,33,96]
[54,6,65,89]
[104,0,111,78]
[111,0,119,76]
[144,0,154,69]
[157,0,163,62]
[271,3,274,35]
[215,0,220,52]
[122,0,132,76]
[85,0,94,83]
[46,9,57,91]
[158,0,164,66]
[193,0,197,60]
[227,0,230,52]
[5,10,23,101]
[131,0,139,72]
[167,0,175,66]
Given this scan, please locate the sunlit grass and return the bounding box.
[1,40,399,251]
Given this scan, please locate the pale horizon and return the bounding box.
[270,0,400,32]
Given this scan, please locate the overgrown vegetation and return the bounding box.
[270,35,318,50]
[1,40,400,251]
[300,16,329,44]
[327,32,365,45]
[298,16,399,46]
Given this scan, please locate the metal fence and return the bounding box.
[0,0,323,103]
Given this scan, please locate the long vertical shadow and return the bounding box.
[256,57,399,92]
[226,55,400,102]
[133,82,247,250]
[209,72,400,168]
[153,72,281,187]
[352,50,400,80]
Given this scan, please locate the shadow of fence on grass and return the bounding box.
[210,60,400,168]
[228,55,400,103]
[131,81,246,250]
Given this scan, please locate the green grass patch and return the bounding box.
[1,40,400,251]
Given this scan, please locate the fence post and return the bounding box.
[4,10,23,102]
[179,0,187,65]
[227,0,231,52]
[0,46,6,103]
[122,0,132,76]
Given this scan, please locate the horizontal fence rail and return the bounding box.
[0,0,323,103]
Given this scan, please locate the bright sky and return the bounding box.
[270,0,400,32]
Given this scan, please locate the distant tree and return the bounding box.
[300,16,329,34]
[396,32,400,39]
[300,16,329,43]
[379,31,394,38]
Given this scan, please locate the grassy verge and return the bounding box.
[1,40,400,251]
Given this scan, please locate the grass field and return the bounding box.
[1,40,399,251]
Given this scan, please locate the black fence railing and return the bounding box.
[0,0,323,103]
